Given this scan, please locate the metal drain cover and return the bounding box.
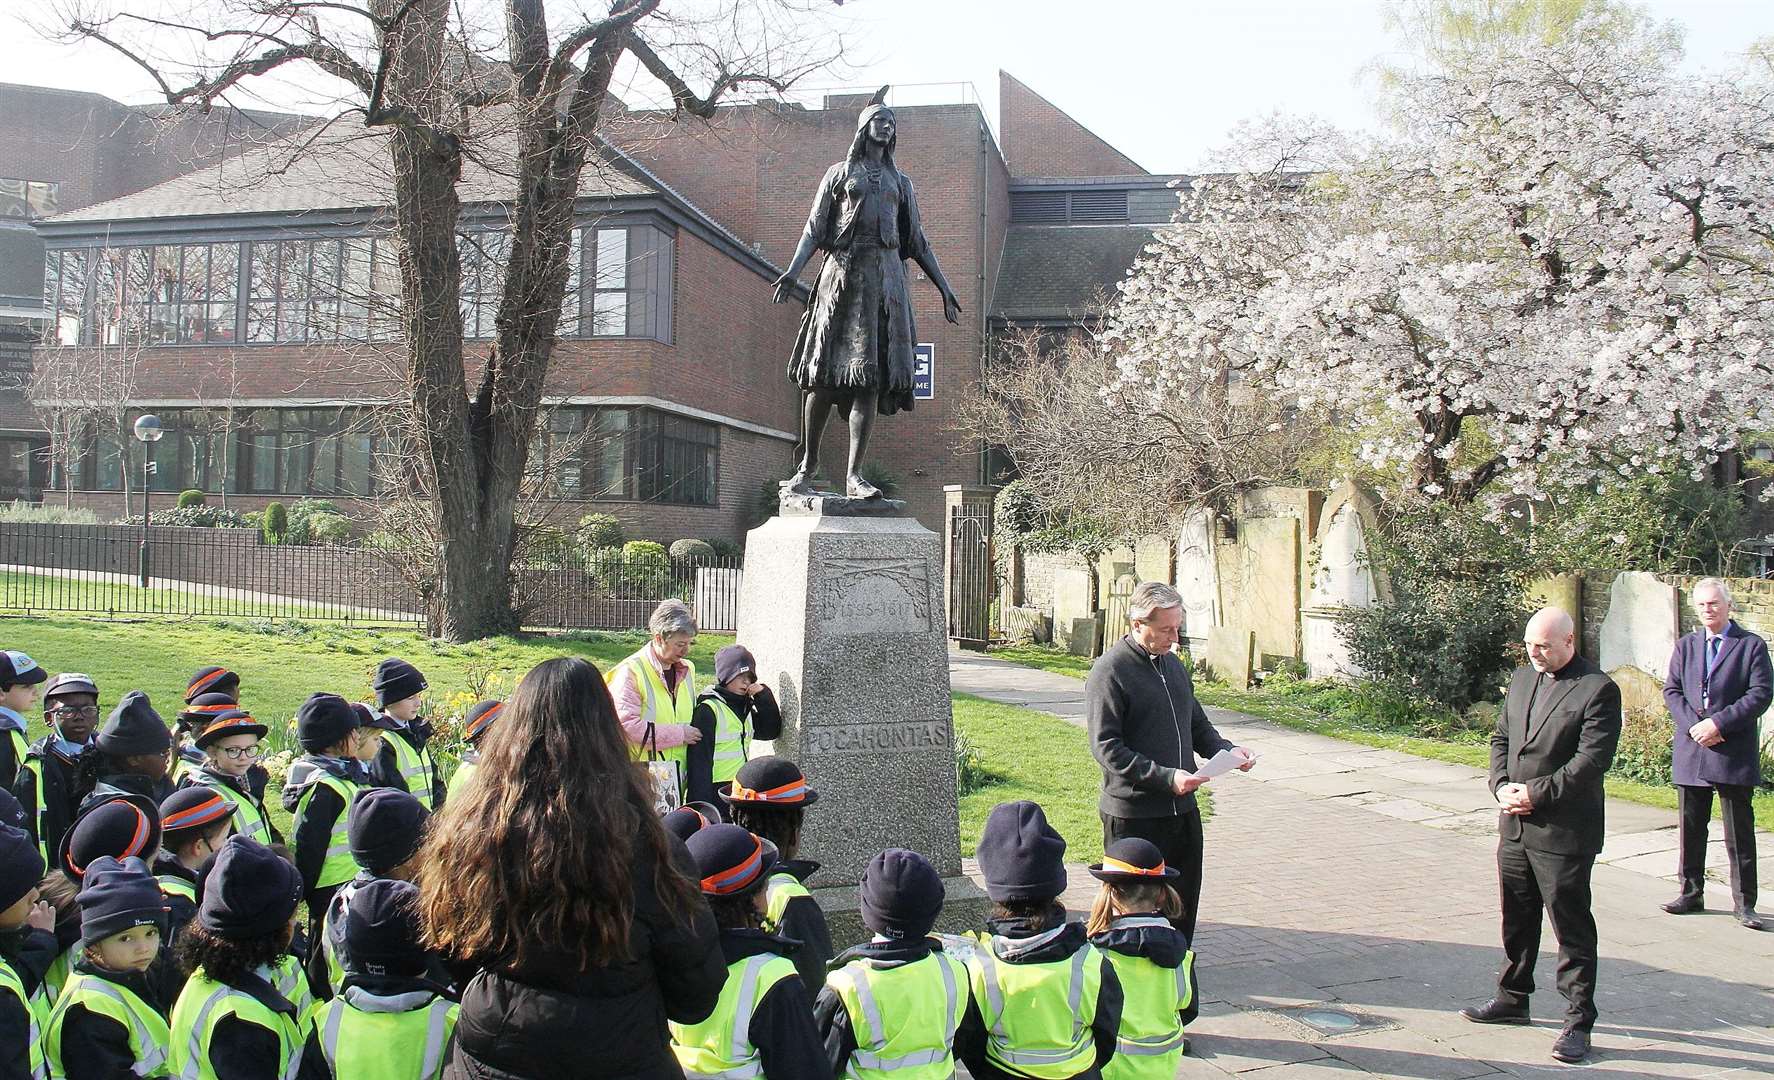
[1271,1004,1395,1038]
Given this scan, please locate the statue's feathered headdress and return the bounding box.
[848,86,896,167]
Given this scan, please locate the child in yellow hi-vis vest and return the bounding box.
[815,848,971,1080]
[0,818,57,1080]
[670,824,824,1080]
[43,855,171,1078]
[949,801,1124,1080]
[301,878,458,1079]
[281,694,375,931]
[721,757,831,996]
[1085,839,1199,1078]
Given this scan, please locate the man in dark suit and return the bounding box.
[1661,577,1770,930]
[1462,607,1621,1065]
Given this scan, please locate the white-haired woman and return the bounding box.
[609,600,703,781]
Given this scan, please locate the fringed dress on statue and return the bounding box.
[786,160,939,417]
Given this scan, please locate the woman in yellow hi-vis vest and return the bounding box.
[609,600,702,805]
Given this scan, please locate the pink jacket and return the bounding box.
[612,642,695,750]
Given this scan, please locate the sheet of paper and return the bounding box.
[1192,748,1249,780]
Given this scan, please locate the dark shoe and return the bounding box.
[1551,1025,1590,1063]
[1461,999,1530,1025]
[1661,894,1703,914]
[1736,906,1770,930]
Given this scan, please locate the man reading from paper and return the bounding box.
[1087,581,1256,939]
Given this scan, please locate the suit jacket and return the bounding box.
[1663,620,1771,788]
[1489,654,1622,856]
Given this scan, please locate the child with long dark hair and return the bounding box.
[169,837,311,1078]
[418,656,725,1079]
[1085,839,1198,1077]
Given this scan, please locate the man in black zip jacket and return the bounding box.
[1085,581,1255,939]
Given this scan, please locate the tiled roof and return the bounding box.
[44,110,655,224]
[989,224,1159,323]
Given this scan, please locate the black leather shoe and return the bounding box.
[1661,895,1703,914]
[1551,1025,1590,1063]
[1461,999,1530,1025]
[1736,906,1770,930]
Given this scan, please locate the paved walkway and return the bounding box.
[950,650,1774,1078]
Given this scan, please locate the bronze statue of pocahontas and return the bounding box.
[771,86,962,500]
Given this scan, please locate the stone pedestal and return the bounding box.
[737,504,989,945]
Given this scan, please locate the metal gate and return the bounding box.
[947,499,994,648]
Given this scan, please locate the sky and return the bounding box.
[3,1,1771,174]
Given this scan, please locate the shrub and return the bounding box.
[306,511,352,545]
[1268,676,1485,741]
[150,506,252,529]
[623,539,668,562]
[0,501,99,525]
[955,731,1002,796]
[290,498,343,521]
[1338,501,1532,712]
[1609,705,1674,785]
[519,524,576,568]
[703,537,743,560]
[177,489,206,508]
[669,538,716,560]
[262,501,289,545]
[609,540,674,599]
[1533,472,1749,576]
[574,513,625,552]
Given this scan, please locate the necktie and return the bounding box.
[1703,635,1722,708]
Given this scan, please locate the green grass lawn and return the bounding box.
[4,616,1113,862]
[990,643,1774,826]
[952,693,1106,864]
[0,569,401,622]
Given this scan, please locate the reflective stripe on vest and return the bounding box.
[159,874,198,904]
[42,944,77,1004]
[828,951,967,1079]
[168,970,305,1080]
[0,957,47,1080]
[18,754,49,863]
[762,872,809,934]
[5,727,27,783]
[191,775,272,845]
[611,651,695,767]
[296,772,362,889]
[320,880,363,996]
[701,696,749,784]
[970,939,1102,1079]
[445,759,477,803]
[669,952,795,1080]
[316,993,457,1080]
[382,730,437,811]
[1099,939,1194,1080]
[46,971,172,1077]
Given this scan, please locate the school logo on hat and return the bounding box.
[0,651,46,686]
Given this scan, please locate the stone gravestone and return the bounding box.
[737,497,989,944]
[1597,570,1680,711]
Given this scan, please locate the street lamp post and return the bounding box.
[133,414,163,587]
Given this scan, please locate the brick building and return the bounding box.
[19,72,1183,541]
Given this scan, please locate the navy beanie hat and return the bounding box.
[371,659,427,709]
[349,787,430,875]
[96,691,171,757]
[0,788,27,832]
[198,836,302,939]
[61,794,163,879]
[76,855,167,946]
[296,693,360,753]
[343,878,427,977]
[714,646,757,688]
[0,823,43,911]
[977,801,1069,903]
[860,848,946,939]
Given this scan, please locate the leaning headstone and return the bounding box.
[1597,571,1679,682]
[737,496,989,944]
[1207,626,1256,688]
